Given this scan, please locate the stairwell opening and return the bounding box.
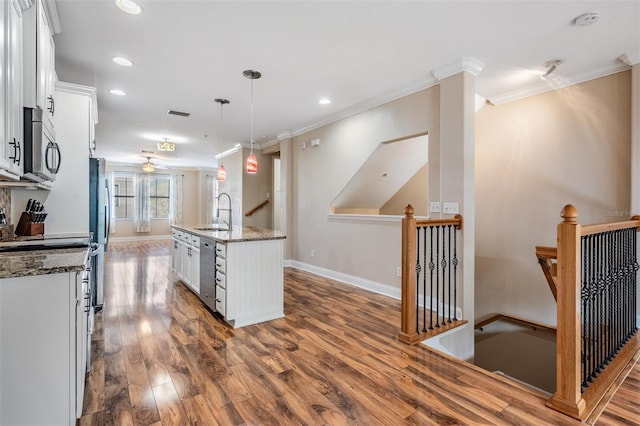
[474,317,556,394]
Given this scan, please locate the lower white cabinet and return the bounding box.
[173,229,199,294]
[0,270,88,425]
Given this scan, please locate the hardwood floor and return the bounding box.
[80,240,639,425]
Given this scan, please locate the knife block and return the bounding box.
[15,212,44,236]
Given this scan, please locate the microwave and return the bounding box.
[23,107,61,182]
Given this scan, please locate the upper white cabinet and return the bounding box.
[23,0,59,133]
[0,0,25,180]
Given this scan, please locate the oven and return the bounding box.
[23,107,61,182]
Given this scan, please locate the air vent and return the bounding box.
[141,150,154,155]
[167,109,190,117]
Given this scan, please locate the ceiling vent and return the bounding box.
[167,109,190,117]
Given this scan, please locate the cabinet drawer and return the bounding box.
[215,243,226,259]
[215,285,226,316]
[215,257,226,274]
[190,235,200,246]
[215,271,226,289]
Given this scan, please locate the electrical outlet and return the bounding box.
[396,267,401,277]
[310,249,315,258]
[443,202,459,214]
[430,202,440,213]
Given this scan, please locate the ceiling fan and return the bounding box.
[140,150,169,172]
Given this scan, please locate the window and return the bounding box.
[150,175,170,219]
[113,173,134,219]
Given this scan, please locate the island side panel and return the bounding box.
[226,238,284,327]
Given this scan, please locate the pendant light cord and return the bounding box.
[219,102,224,166]
[250,79,254,154]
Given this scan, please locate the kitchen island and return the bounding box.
[171,225,285,328]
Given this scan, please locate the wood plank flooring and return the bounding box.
[80,240,639,425]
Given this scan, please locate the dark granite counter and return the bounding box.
[0,246,89,279]
[172,225,285,243]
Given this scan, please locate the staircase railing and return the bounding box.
[244,199,269,217]
[543,204,640,420]
[399,204,466,345]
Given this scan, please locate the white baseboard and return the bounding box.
[287,260,401,299]
[109,234,172,242]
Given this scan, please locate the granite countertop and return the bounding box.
[172,225,285,243]
[0,246,90,279]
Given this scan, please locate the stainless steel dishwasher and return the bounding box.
[200,237,217,311]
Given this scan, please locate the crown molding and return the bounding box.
[489,62,630,105]
[42,0,61,34]
[431,57,485,81]
[291,76,439,138]
[620,52,640,66]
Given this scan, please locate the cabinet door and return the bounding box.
[191,247,200,294]
[0,1,8,171]
[6,0,23,176]
[182,241,192,286]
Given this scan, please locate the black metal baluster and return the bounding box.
[429,227,435,330]
[447,225,452,323]
[422,227,428,332]
[415,228,421,334]
[440,226,447,325]
[453,227,459,321]
[580,237,589,392]
[435,226,440,327]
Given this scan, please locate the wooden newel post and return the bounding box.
[546,204,586,419]
[398,204,420,344]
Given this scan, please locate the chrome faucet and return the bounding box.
[216,192,232,230]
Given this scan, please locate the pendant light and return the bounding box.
[214,98,230,181]
[243,70,261,174]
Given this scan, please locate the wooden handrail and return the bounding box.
[475,313,556,333]
[535,246,558,301]
[244,199,269,217]
[545,204,640,420]
[398,204,466,345]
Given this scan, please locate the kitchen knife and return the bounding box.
[26,199,33,212]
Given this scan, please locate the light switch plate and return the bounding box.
[443,202,459,214]
[430,202,440,213]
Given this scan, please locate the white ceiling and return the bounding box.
[52,0,640,170]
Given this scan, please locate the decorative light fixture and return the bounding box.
[243,70,261,174]
[157,137,175,152]
[541,59,563,80]
[214,98,230,181]
[142,157,154,173]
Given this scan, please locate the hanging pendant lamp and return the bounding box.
[214,98,230,181]
[243,70,261,174]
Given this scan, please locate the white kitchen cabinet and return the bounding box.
[0,269,88,425]
[23,0,58,132]
[0,0,24,180]
[173,229,200,294]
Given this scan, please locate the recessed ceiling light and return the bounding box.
[574,12,600,26]
[113,56,133,66]
[110,89,126,96]
[115,0,142,15]
[319,98,331,105]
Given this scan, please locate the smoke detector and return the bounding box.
[574,12,600,27]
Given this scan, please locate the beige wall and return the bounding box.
[242,148,273,229]
[475,71,632,325]
[380,164,428,215]
[106,164,200,239]
[291,85,440,290]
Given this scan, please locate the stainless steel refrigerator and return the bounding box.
[89,158,110,310]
